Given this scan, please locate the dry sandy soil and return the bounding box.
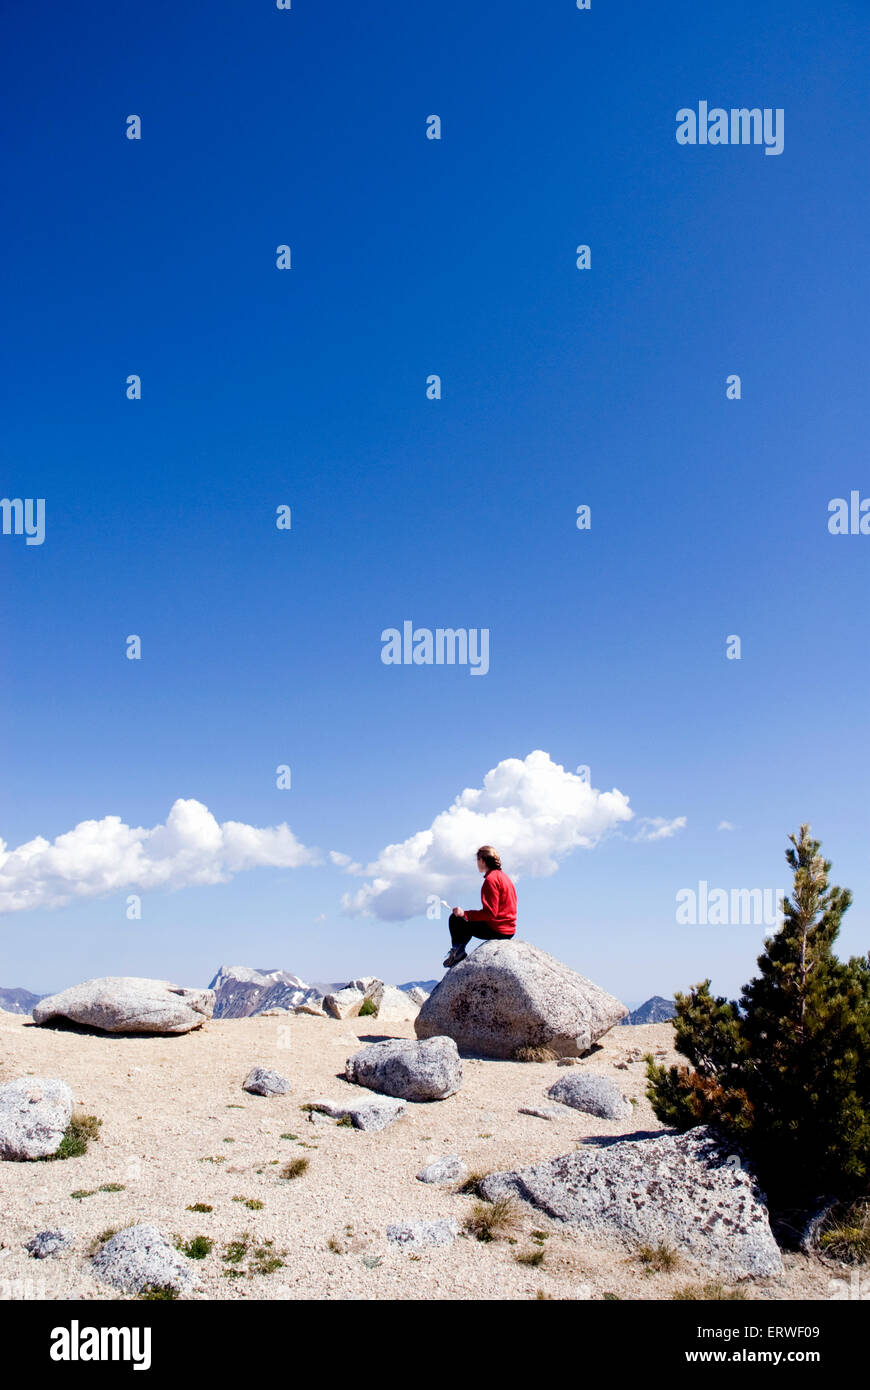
[0,1009,840,1301]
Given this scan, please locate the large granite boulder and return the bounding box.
[91,1224,199,1294]
[479,1126,783,1280]
[0,1077,74,1160]
[415,939,627,1059]
[33,977,214,1035]
[345,1036,462,1101]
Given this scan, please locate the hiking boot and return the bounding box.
[442,946,467,969]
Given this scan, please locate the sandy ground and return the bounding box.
[0,1009,840,1301]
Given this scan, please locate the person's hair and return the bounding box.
[476,845,502,871]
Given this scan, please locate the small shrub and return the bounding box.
[71,1189,97,1200]
[88,1228,120,1255]
[138,1284,178,1301]
[464,1196,519,1243]
[602,1292,621,1300]
[514,1046,558,1063]
[637,1242,678,1272]
[99,1183,125,1193]
[187,1203,213,1214]
[222,1268,244,1280]
[327,1237,343,1254]
[456,1171,490,1198]
[672,1281,749,1301]
[223,1237,249,1265]
[232,1196,264,1210]
[280,1157,309,1180]
[515,1248,545,1266]
[535,1290,553,1300]
[358,998,377,1017]
[179,1235,213,1260]
[251,1241,284,1275]
[280,1133,298,1141]
[530,1230,549,1245]
[336,1114,354,1128]
[199,1155,226,1164]
[819,1200,870,1263]
[51,1113,102,1161]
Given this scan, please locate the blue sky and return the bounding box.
[2,0,868,1004]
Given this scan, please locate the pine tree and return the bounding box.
[646,826,870,1207]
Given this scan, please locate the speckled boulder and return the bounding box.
[546,1072,633,1120]
[0,1077,73,1160]
[242,1066,290,1096]
[307,1096,408,1131]
[479,1127,783,1280]
[33,977,213,1035]
[416,1155,467,1184]
[386,1219,459,1249]
[25,1229,75,1258]
[345,1036,461,1101]
[415,938,627,1058]
[91,1224,199,1294]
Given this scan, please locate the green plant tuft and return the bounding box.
[50,1113,102,1161]
[280,1157,309,1180]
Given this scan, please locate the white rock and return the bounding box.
[366,982,420,1022]
[416,1156,466,1184]
[0,1078,74,1161]
[307,1096,408,1132]
[33,977,214,1035]
[323,988,365,1020]
[91,1224,199,1294]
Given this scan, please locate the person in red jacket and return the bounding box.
[443,845,517,968]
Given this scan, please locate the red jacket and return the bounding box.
[465,869,517,936]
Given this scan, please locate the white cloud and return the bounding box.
[0,799,320,914]
[717,820,735,832]
[336,749,642,921]
[633,816,687,842]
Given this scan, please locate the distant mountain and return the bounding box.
[207,965,436,1019]
[208,965,322,1019]
[619,996,676,1025]
[0,986,46,1015]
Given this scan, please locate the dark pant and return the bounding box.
[449,912,512,948]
